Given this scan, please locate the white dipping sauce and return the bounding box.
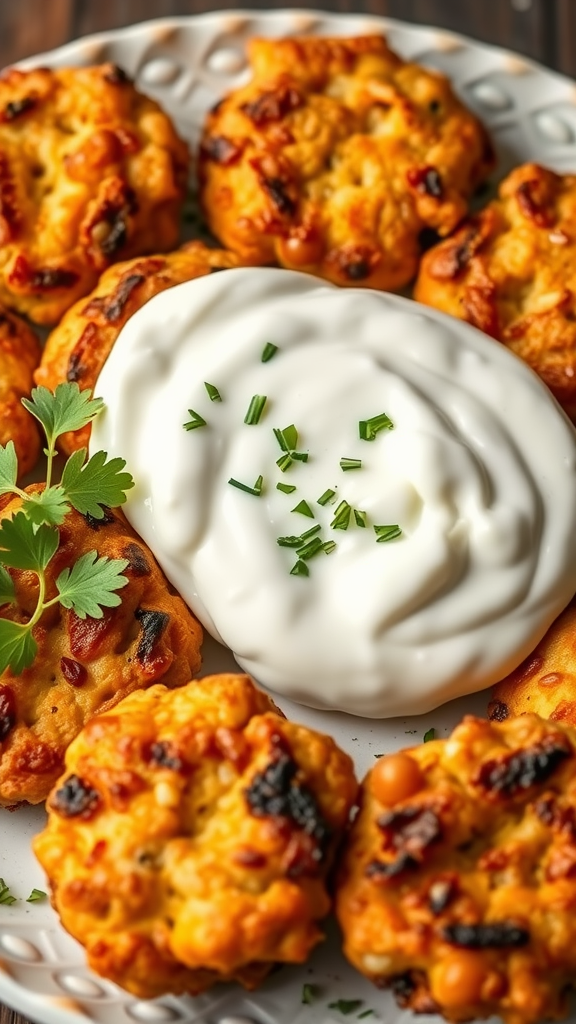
[92,268,576,717]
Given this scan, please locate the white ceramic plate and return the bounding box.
[2,9,576,1024]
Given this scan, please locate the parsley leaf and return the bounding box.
[61,449,134,518]
[56,551,129,619]
[22,486,69,528]
[0,513,59,571]
[22,383,104,450]
[0,566,15,606]
[0,442,18,496]
[0,619,37,674]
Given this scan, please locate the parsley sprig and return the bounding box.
[0,383,134,675]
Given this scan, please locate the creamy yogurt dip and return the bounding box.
[91,268,576,717]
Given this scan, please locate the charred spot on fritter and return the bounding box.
[407,165,444,199]
[378,804,442,859]
[0,685,16,741]
[82,507,116,530]
[201,135,244,166]
[135,609,170,667]
[442,922,530,949]
[51,773,101,819]
[147,741,184,772]
[2,96,36,122]
[124,542,151,577]
[516,178,553,228]
[241,86,302,126]
[104,65,132,86]
[473,734,572,798]
[488,699,509,722]
[261,176,297,217]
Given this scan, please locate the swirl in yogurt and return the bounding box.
[92,268,576,717]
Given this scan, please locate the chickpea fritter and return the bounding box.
[0,63,189,325]
[416,163,576,419]
[34,674,357,998]
[489,603,576,728]
[0,492,203,807]
[199,34,494,291]
[0,304,40,476]
[35,242,240,454]
[336,714,576,1024]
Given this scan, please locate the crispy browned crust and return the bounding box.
[198,34,494,291]
[0,63,189,324]
[415,163,576,418]
[336,714,576,1024]
[489,603,576,728]
[0,491,203,806]
[33,674,358,998]
[0,304,40,475]
[35,241,240,453]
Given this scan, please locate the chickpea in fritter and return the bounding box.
[33,674,357,998]
[415,163,576,419]
[0,63,189,324]
[35,242,240,454]
[0,304,40,476]
[489,602,576,728]
[199,34,494,291]
[336,714,576,1024]
[0,491,203,807]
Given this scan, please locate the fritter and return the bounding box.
[336,714,576,1024]
[0,63,189,324]
[199,34,494,291]
[416,163,576,419]
[33,673,357,999]
[0,303,40,476]
[0,492,203,807]
[489,603,576,728]
[35,241,239,454]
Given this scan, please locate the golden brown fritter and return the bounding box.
[0,491,203,807]
[199,34,494,291]
[35,242,240,454]
[0,304,41,476]
[0,63,189,325]
[489,603,576,728]
[415,163,576,419]
[33,673,357,999]
[336,714,576,1024]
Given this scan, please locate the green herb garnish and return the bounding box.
[183,408,207,431]
[291,500,314,518]
[424,727,436,742]
[276,454,293,473]
[302,982,317,1005]
[296,537,324,561]
[331,500,351,530]
[274,424,298,452]
[228,475,264,496]
[374,524,402,543]
[26,889,46,903]
[340,458,362,472]
[354,509,367,527]
[244,394,267,425]
[290,559,309,577]
[0,384,133,675]
[328,1001,364,1016]
[358,1011,376,1019]
[0,879,17,906]
[359,412,394,441]
[291,451,309,462]
[323,540,337,554]
[261,342,278,363]
[317,488,337,506]
[276,482,296,494]
[204,382,221,402]
[277,525,321,548]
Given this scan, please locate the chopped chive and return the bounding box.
[328,1001,364,1016]
[296,537,324,560]
[273,424,299,451]
[317,488,337,506]
[359,412,394,441]
[273,428,289,452]
[423,727,436,742]
[26,888,46,903]
[300,525,322,541]
[277,482,296,494]
[204,382,221,402]
[331,500,351,530]
[323,540,337,554]
[292,451,309,462]
[374,524,402,543]
[354,509,367,528]
[277,526,321,548]
[183,408,207,431]
[0,879,16,906]
[340,457,362,471]
[244,394,267,425]
[358,1012,376,1020]
[228,475,264,496]
[261,342,279,362]
[290,559,309,577]
[291,499,314,518]
[277,453,294,473]
[302,982,317,1004]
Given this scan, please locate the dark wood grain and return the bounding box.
[0,1,572,1022]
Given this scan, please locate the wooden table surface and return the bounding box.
[0,1,574,1022]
